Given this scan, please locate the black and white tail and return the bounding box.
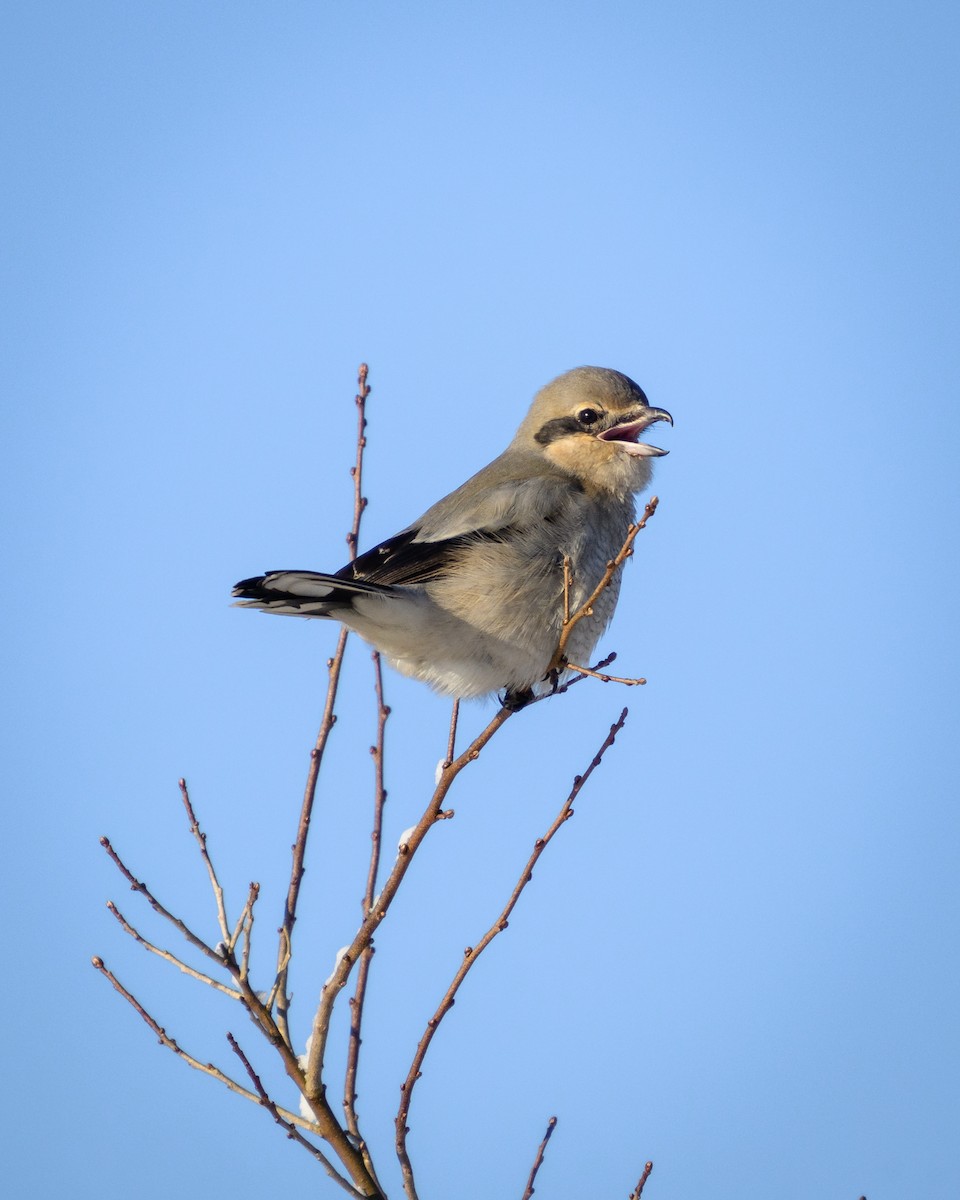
[232,571,393,617]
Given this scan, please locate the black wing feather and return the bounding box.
[335,526,518,588]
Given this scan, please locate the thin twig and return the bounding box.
[91,956,310,1130]
[102,838,281,1053]
[100,836,224,966]
[94,953,383,1194]
[550,496,659,673]
[521,1116,558,1200]
[102,819,314,1080]
[564,663,646,687]
[395,709,630,1195]
[238,882,259,981]
[229,880,259,952]
[628,1161,654,1199]
[179,778,229,944]
[271,627,347,1028]
[305,702,517,1103]
[105,901,242,999]
[273,364,375,1044]
[542,651,618,700]
[562,557,572,624]
[346,363,372,561]
[343,653,391,1141]
[445,699,460,766]
[226,1033,365,1199]
[101,816,383,1193]
[257,366,390,1199]
[340,371,386,1180]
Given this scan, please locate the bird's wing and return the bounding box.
[339,466,574,589]
[336,525,517,587]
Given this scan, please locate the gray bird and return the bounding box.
[233,366,671,707]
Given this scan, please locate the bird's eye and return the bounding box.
[577,408,600,426]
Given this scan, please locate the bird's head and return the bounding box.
[515,366,673,498]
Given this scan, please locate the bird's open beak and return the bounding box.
[597,407,673,457]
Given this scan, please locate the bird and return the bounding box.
[233,366,672,708]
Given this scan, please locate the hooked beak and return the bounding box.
[597,407,673,458]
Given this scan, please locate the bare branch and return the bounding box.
[93,951,388,1194]
[521,1116,558,1200]
[91,956,309,1130]
[344,652,391,1140]
[102,815,316,1114]
[550,495,659,674]
[396,709,630,1192]
[444,698,460,766]
[628,1161,654,1199]
[179,778,229,944]
[229,880,259,951]
[346,363,372,561]
[105,900,241,1000]
[564,662,646,687]
[273,625,348,1044]
[562,556,572,624]
[100,836,224,967]
[101,837,287,1062]
[226,1033,365,1198]
[98,845,381,1196]
[237,881,259,981]
[273,365,376,1046]
[541,651,618,700]
[305,702,517,1101]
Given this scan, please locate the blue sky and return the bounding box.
[3,3,959,1198]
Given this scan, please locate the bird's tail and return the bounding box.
[232,571,393,617]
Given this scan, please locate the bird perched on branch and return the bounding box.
[233,366,671,707]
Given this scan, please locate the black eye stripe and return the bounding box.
[534,416,583,445]
[533,410,607,444]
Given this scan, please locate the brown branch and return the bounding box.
[233,975,378,1191]
[564,663,646,687]
[395,709,630,1195]
[521,1116,558,1200]
[237,881,259,981]
[226,1032,365,1199]
[346,363,371,561]
[105,900,241,1000]
[94,952,385,1192]
[549,495,660,674]
[270,627,347,1029]
[99,836,224,967]
[562,556,572,624]
[179,778,229,944]
[305,702,517,1105]
[628,1161,654,1199]
[91,956,310,1130]
[343,653,390,1142]
[444,698,460,766]
[542,651,618,699]
[101,819,337,1154]
[251,364,391,1198]
[229,880,259,952]
[271,627,345,1027]
[273,364,375,1045]
[102,837,282,1057]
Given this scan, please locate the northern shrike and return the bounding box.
[233,366,671,706]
